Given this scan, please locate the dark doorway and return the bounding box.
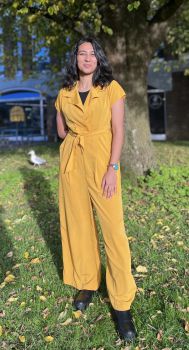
[148,89,166,139]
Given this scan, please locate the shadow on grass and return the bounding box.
[0,205,16,281]
[19,167,63,280]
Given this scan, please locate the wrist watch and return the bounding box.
[108,162,119,171]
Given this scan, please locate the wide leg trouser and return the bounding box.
[59,144,137,311]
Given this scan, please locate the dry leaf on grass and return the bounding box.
[44,335,54,342]
[4,274,15,283]
[7,296,18,303]
[36,285,43,292]
[136,265,148,273]
[0,311,5,318]
[93,314,104,323]
[30,257,41,264]
[0,325,3,336]
[128,236,136,242]
[0,282,6,289]
[20,302,26,307]
[18,335,25,343]
[6,251,13,258]
[12,263,21,269]
[23,252,29,259]
[157,329,163,341]
[58,310,67,320]
[39,295,47,302]
[73,310,82,319]
[60,317,72,326]
[185,321,189,332]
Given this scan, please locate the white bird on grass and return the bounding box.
[28,150,47,166]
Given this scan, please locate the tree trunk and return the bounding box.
[100,3,167,175]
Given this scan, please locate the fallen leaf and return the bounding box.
[115,338,122,346]
[0,310,5,318]
[23,251,29,259]
[30,257,41,264]
[0,325,3,336]
[44,335,54,342]
[0,282,6,289]
[58,310,67,320]
[12,263,21,269]
[128,236,136,242]
[36,285,43,292]
[39,295,47,302]
[42,308,50,319]
[94,314,104,323]
[185,321,189,332]
[136,265,148,273]
[151,239,157,249]
[7,296,18,303]
[162,226,170,231]
[60,317,72,326]
[4,274,15,283]
[177,241,184,246]
[19,335,25,343]
[6,251,13,258]
[157,329,163,341]
[73,310,82,319]
[137,287,144,294]
[20,302,26,307]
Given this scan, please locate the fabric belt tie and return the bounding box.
[63,128,111,173]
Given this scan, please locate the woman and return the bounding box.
[55,36,137,341]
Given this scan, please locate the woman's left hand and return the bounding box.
[101,167,117,198]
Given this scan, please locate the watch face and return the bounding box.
[113,164,119,170]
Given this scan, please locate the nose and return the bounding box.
[84,54,90,61]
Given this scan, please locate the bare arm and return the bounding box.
[101,97,125,198]
[56,111,68,139]
[109,97,126,164]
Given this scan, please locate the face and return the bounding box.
[77,42,98,76]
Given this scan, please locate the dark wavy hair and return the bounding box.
[62,36,114,89]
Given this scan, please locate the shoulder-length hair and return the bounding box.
[62,36,114,89]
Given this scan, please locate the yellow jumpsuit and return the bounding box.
[55,80,137,311]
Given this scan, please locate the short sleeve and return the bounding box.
[108,80,126,107]
[55,89,63,113]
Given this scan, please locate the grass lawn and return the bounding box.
[0,141,189,350]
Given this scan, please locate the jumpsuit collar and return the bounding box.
[62,81,104,111]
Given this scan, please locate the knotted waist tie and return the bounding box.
[62,128,111,173]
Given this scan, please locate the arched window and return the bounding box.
[0,88,46,141]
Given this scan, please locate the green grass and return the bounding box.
[0,141,189,350]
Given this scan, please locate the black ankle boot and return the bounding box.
[114,309,137,342]
[73,290,95,311]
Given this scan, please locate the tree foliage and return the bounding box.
[0,0,188,77]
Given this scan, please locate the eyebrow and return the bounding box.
[78,50,95,53]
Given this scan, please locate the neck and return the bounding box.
[78,74,93,92]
